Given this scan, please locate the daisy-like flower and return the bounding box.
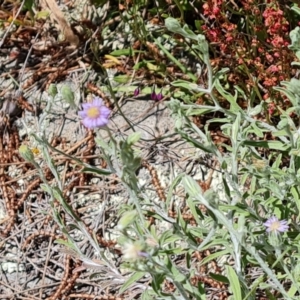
[78,97,111,129]
[264,216,289,234]
[122,241,148,261]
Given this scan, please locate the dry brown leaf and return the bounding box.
[40,0,79,47]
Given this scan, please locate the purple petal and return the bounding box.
[264,216,277,226]
[263,216,289,233]
[92,97,103,106]
[78,110,87,118]
[82,118,94,129]
[96,116,108,127]
[82,103,92,110]
[91,118,98,128]
[101,106,111,118]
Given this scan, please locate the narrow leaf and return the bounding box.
[120,272,145,294]
[226,265,242,300]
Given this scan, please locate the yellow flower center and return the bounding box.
[87,107,100,118]
[31,147,40,155]
[270,221,280,231]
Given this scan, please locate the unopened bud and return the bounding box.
[150,92,157,100]
[61,85,75,108]
[156,92,163,101]
[133,87,140,97]
[48,84,58,98]
[117,210,137,230]
[19,145,35,163]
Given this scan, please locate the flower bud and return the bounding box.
[19,145,35,163]
[133,87,140,97]
[268,232,282,248]
[151,85,157,100]
[150,92,157,100]
[117,210,137,230]
[156,92,163,101]
[48,84,58,98]
[61,85,76,108]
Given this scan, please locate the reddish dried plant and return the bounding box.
[201,0,296,107]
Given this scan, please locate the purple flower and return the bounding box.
[122,241,148,261]
[150,85,157,100]
[150,91,157,100]
[133,87,140,97]
[78,97,111,129]
[264,216,289,234]
[156,92,163,101]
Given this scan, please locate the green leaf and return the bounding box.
[291,5,300,16]
[198,239,230,251]
[178,129,214,153]
[141,289,157,300]
[23,0,34,12]
[186,107,216,115]
[215,82,241,112]
[291,186,300,214]
[226,265,242,300]
[166,173,185,207]
[120,272,145,294]
[265,289,278,300]
[35,10,50,20]
[288,284,298,297]
[273,86,295,103]
[52,187,81,222]
[40,183,51,194]
[195,20,202,32]
[153,37,197,81]
[146,62,159,71]
[109,48,139,56]
[127,132,141,145]
[186,197,202,225]
[242,140,290,151]
[166,257,186,283]
[54,239,77,251]
[248,102,263,116]
[171,80,199,90]
[181,175,203,199]
[82,167,112,176]
[199,249,230,266]
[113,75,131,83]
[188,227,204,239]
[165,17,197,40]
[159,230,181,246]
[231,112,241,146]
[152,273,165,294]
[209,272,230,284]
[288,26,300,55]
[250,123,264,138]
[243,275,264,300]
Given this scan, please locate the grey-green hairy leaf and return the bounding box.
[226,265,242,300]
[61,85,75,108]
